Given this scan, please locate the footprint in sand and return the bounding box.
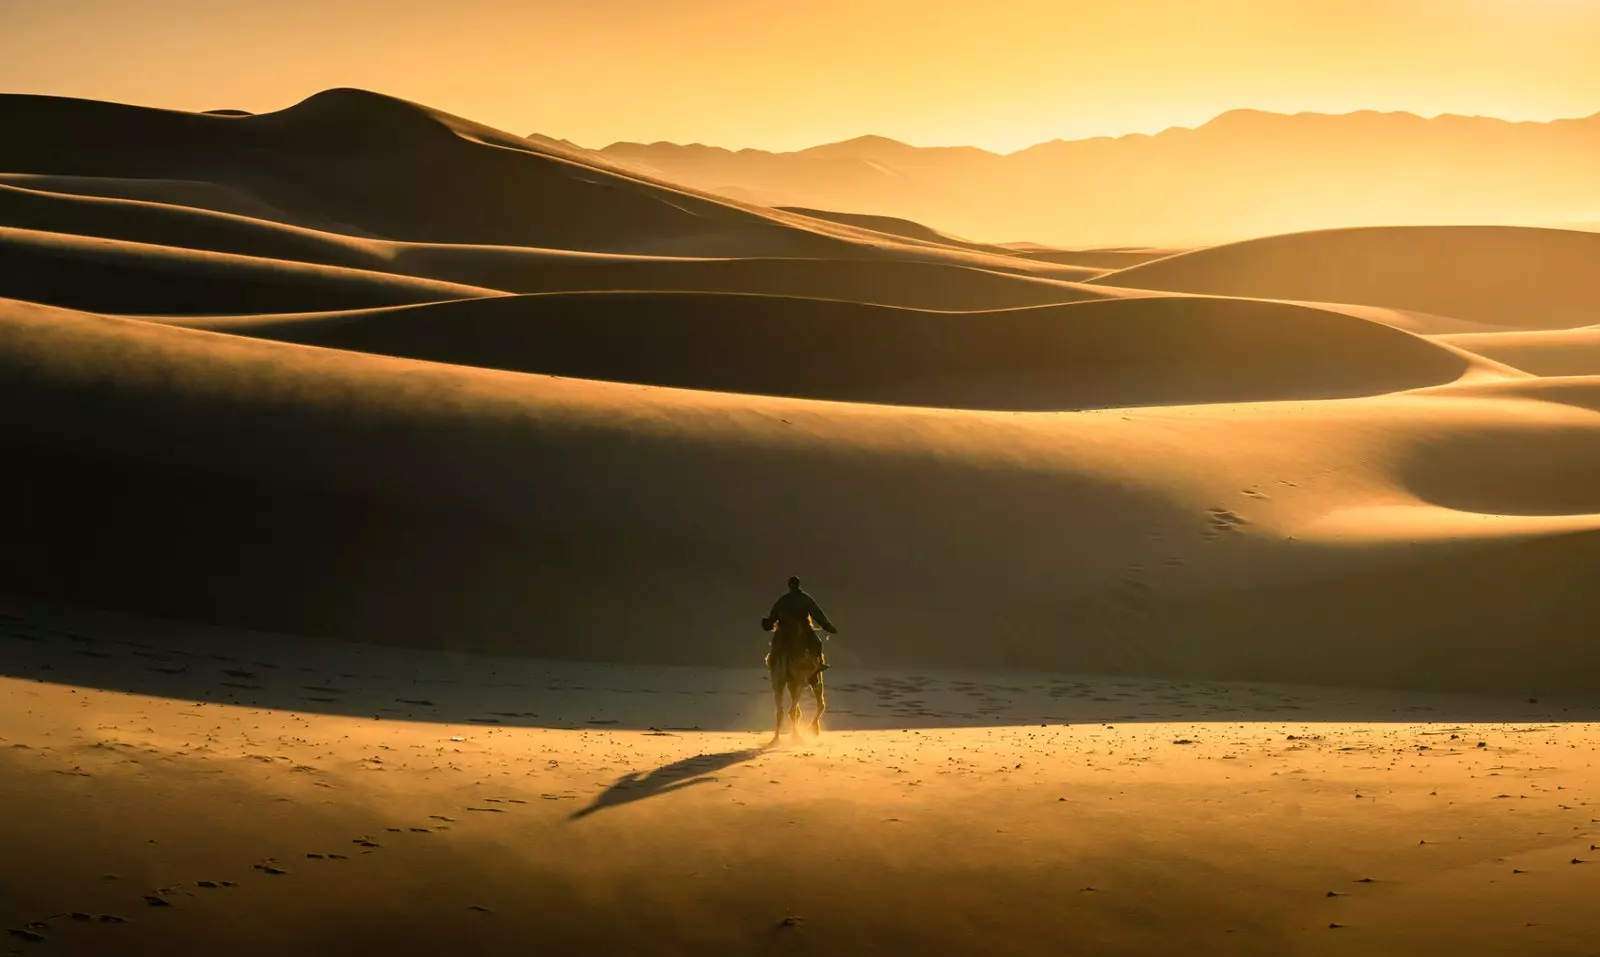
[1205,507,1249,536]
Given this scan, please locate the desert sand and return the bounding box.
[5,88,1600,954]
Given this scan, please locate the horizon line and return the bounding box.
[575,104,1600,159]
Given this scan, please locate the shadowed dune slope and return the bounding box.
[0,90,1092,281]
[8,91,1600,697]
[0,173,363,232]
[0,89,773,251]
[0,226,503,314]
[1094,226,1600,328]
[0,180,386,269]
[3,296,1600,693]
[377,255,1111,310]
[0,181,1111,311]
[0,180,1113,310]
[167,292,1487,410]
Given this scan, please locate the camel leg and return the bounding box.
[787,677,804,742]
[769,670,786,745]
[808,670,826,737]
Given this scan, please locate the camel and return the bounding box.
[765,616,826,743]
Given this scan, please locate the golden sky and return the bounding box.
[3,0,1598,152]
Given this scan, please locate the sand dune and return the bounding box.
[0,225,503,314]
[5,290,1597,693]
[0,90,828,253]
[0,180,387,269]
[0,173,363,231]
[775,205,1015,254]
[1435,327,1600,376]
[0,180,1105,310]
[0,90,1091,280]
[164,292,1491,410]
[9,86,1600,956]
[1093,225,1600,327]
[1002,245,1186,269]
[0,89,1596,694]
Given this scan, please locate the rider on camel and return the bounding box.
[761,576,837,671]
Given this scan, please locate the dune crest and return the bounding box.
[0,88,1597,698]
[1092,225,1600,328]
[162,292,1489,411]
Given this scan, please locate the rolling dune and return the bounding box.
[0,225,503,313]
[1435,327,1600,376]
[0,181,1108,310]
[1093,225,1600,327]
[1,290,1593,693]
[0,90,1096,282]
[163,292,1489,410]
[0,89,1596,693]
[7,86,1600,957]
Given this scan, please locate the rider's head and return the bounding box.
[787,576,801,591]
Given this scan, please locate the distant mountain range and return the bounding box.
[535,110,1600,247]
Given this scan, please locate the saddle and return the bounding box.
[763,615,827,674]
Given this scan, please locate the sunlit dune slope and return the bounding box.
[1093,225,1600,327]
[775,205,1014,254]
[0,180,1110,310]
[1436,327,1600,377]
[165,292,1491,410]
[4,89,1600,695]
[0,225,505,313]
[0,90,1090,281]
[4,293,1600,693]
[1003,245,1184,269]
[0,89,772,252]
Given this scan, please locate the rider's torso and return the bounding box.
[771,590,817,626]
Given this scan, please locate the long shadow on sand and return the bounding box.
[569,747,768,820]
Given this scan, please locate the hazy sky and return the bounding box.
[3,0,1598,152]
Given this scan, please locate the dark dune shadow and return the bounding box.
[569,748,767,820]
[3,606,1595,733]
[4,582,1599,731]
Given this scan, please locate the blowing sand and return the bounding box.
[5,88,1600,954]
